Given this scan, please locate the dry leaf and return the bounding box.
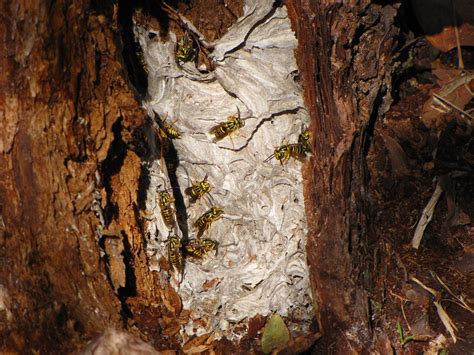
[454,246,474,274]
[192,317,210,329]
[411,314,435,339]
[380,132,410,177]
[410,277,459,343]
[182,333,212,354]
[286,331,322,354]
[159,256,171,272]
[451,210,471,226]
[411,0,474,52]
[421,68,474,129]
[426,23,474,52]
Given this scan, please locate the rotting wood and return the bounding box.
[287,0,402,352]
[0,1,151,352]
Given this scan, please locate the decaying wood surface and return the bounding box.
[0,1,161,352]
[287,1,401,352]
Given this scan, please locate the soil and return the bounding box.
[367,42,474,353]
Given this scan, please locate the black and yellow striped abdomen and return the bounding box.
[187,176,211,202]
[210,114,245,142]
[158,191,175,228]
[167,236,183,272]
[194,207,223,235]
[184,238,218,259]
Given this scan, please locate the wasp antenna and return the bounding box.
[181,165,191,186]
[236,106,240,118]
[264,154,274,163]
[204,193,211,206]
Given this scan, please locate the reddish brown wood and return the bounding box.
[0,1,154,352]
[287,1,400,352]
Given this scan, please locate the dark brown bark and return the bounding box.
[287,1,400,352]
[0,1,156,352]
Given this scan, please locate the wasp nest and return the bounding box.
[136,0,313,342]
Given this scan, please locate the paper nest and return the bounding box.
[136,0,313,341]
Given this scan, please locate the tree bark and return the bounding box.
[287,1,400,352]
[0,1,157,352]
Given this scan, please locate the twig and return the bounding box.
[401,301,411,332]
[433,301,458,343]
[411,276,458,343]
[411,276,439,298]
[388,290,410,302]
[432,93,474,120]
[431,270,474,313]
[411,181,444,249]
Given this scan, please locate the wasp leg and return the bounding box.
[203,191,215,206]
[229,132,235,150]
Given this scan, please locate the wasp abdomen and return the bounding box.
[194,207,223,235]
[158,191,175,228]
[167,236,183,272]
[184,238,218,259]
